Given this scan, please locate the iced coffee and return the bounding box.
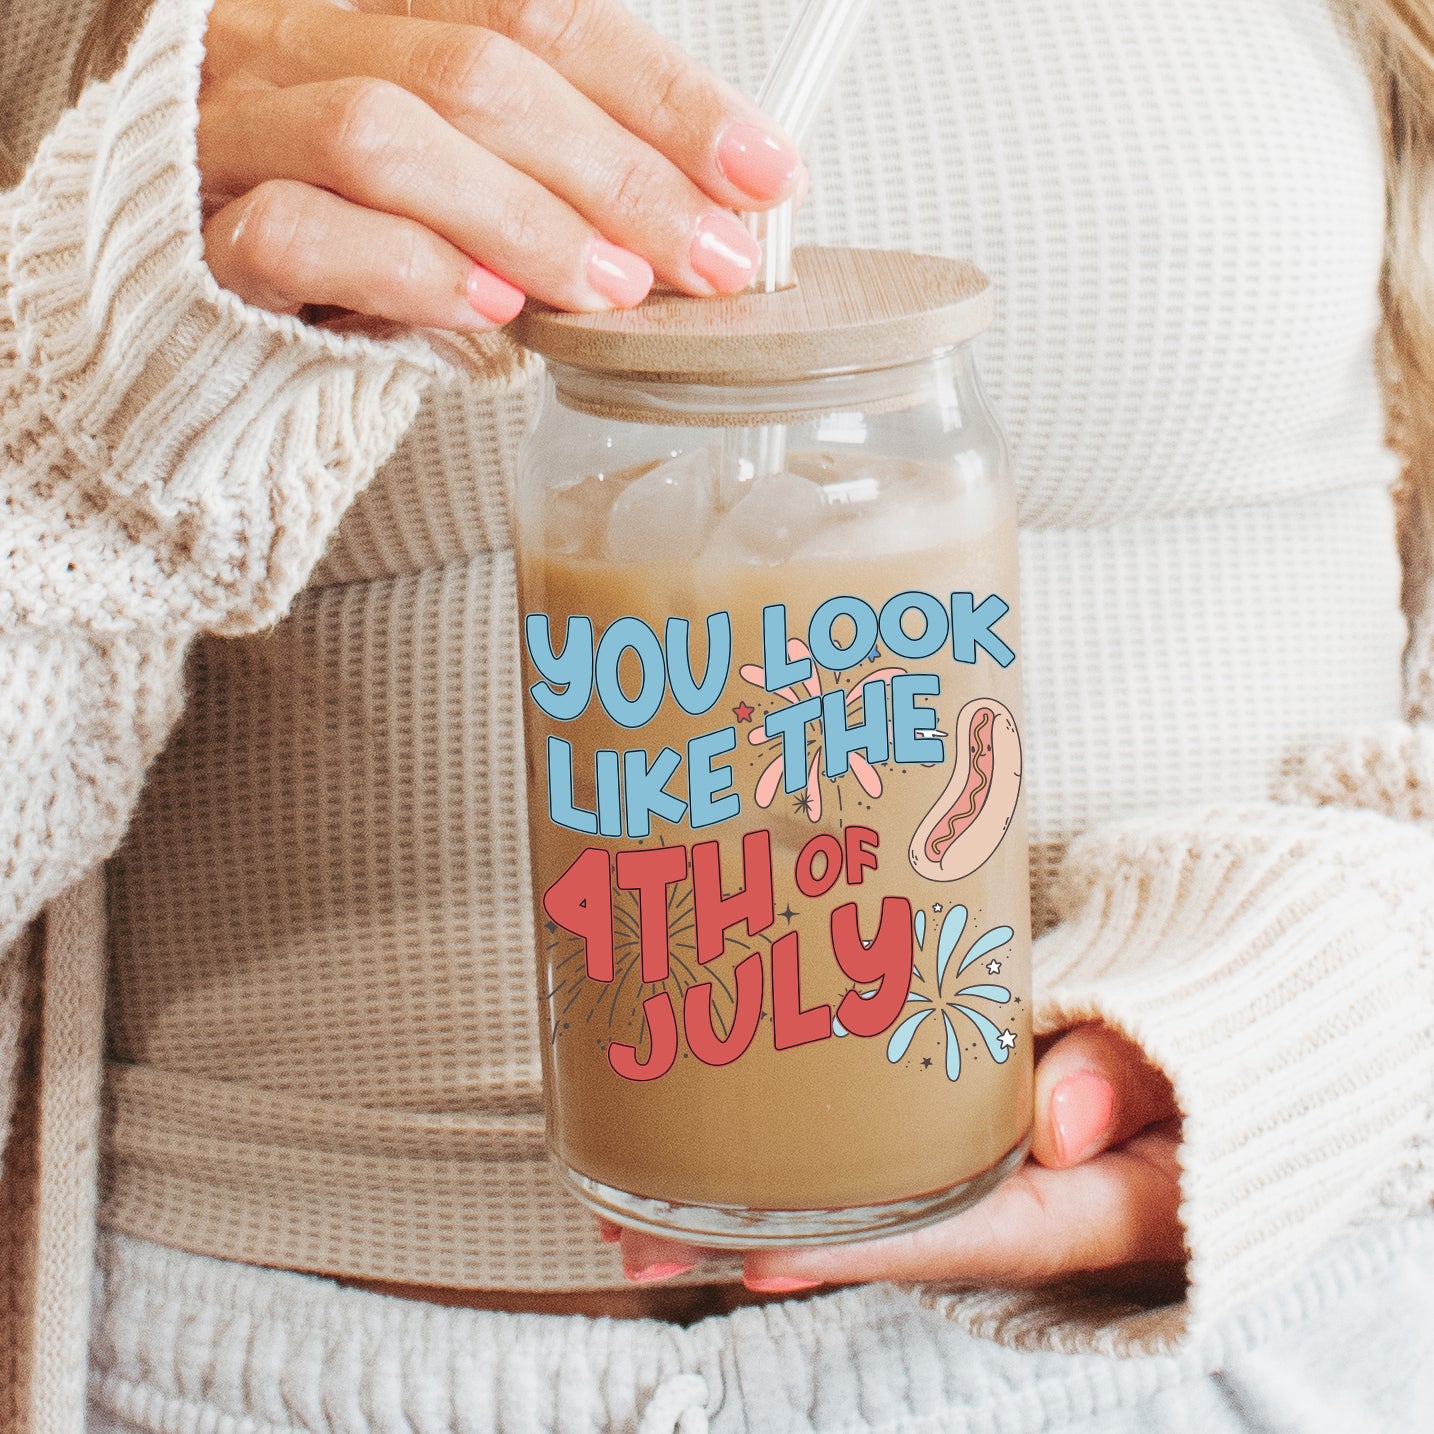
[512,246,1031,1244]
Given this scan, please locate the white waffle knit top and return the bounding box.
[2,0,1432,1406]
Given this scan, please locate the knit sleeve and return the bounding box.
[0,0,537,1089]
[922,800,1434,1357]
[2,0,536,638]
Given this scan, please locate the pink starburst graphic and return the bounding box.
[740,639,905,822]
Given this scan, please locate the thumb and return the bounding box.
[1031,1022,1179,1169]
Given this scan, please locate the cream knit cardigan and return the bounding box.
[2,0,1433,1431]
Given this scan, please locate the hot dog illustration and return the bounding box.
[909,697,1022,881]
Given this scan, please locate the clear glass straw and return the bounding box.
[742,0,876,292]
[725,0,875,490]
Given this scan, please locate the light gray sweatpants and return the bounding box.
[88,1217,1434,1434]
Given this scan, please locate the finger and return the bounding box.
[743,1125,1187,1290]
[278,11,762,295]
[365,0,803,209]
[616,1228,712,1283]
[202,180,523,326]
[200,78,654,312]
[595,1217,622,1244]
[1031,1023,1180,1169]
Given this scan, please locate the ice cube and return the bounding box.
[544,471,629,557]
[793,501,966,560]
[784,451,844,485]
[811,502,931,558]
[603,449,718,564]
[702,471,829,566]
[793,458,1008,560]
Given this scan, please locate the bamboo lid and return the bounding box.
[511,246,992,382]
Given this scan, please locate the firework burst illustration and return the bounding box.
[877,905,1016,1080]
[741,638,906,821]
[542,881,742,1048]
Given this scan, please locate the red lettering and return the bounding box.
[615,844,688,982]
[831,898,913,1037]
[691,830,775,964]
[794,833,843,898]
[844,825,879,885]
[771,931,831,1049]
[542,847,614,981]
[684,952,764,1067]
[607,991,679,1081]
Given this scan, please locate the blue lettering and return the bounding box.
[949,593,1016,667]
[760,694,823,794]
[666,613,732,716]
[596,617,666,728]
[891,673,946,764]
[878,590,948,661]
[809,595,878,672]
[526,614,594,721]
[760,605,813,690]
[595,748,622,837]
[623,747,687,837]
[546,735,597,833]
[688,727,741,829]
[822,681,890,779]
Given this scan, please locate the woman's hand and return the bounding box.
[605,1023,1187,1292]
[196,0,803,329]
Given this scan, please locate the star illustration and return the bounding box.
[921,1057,933,1068]
[998,1029,1017,1050]
[866,644,881,663]
[986,958,1002,975]
[932,903,944,913]
[779,904,798,924]
[733,701,755,722]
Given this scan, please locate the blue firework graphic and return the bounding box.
[885,905,1015,1080]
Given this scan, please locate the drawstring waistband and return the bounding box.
[637,1372,711,1434]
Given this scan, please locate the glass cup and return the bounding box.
[513,251,1033,1246]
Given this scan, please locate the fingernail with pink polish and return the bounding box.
[596,1219,623,1245]
[466,264,525,325]
[585,239,653,308]
[1050,1069,1115,1164]
[625,1260,697,1284]
[716,122,801,201]
[690,213,761,294]
[744,1274,823,1293]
